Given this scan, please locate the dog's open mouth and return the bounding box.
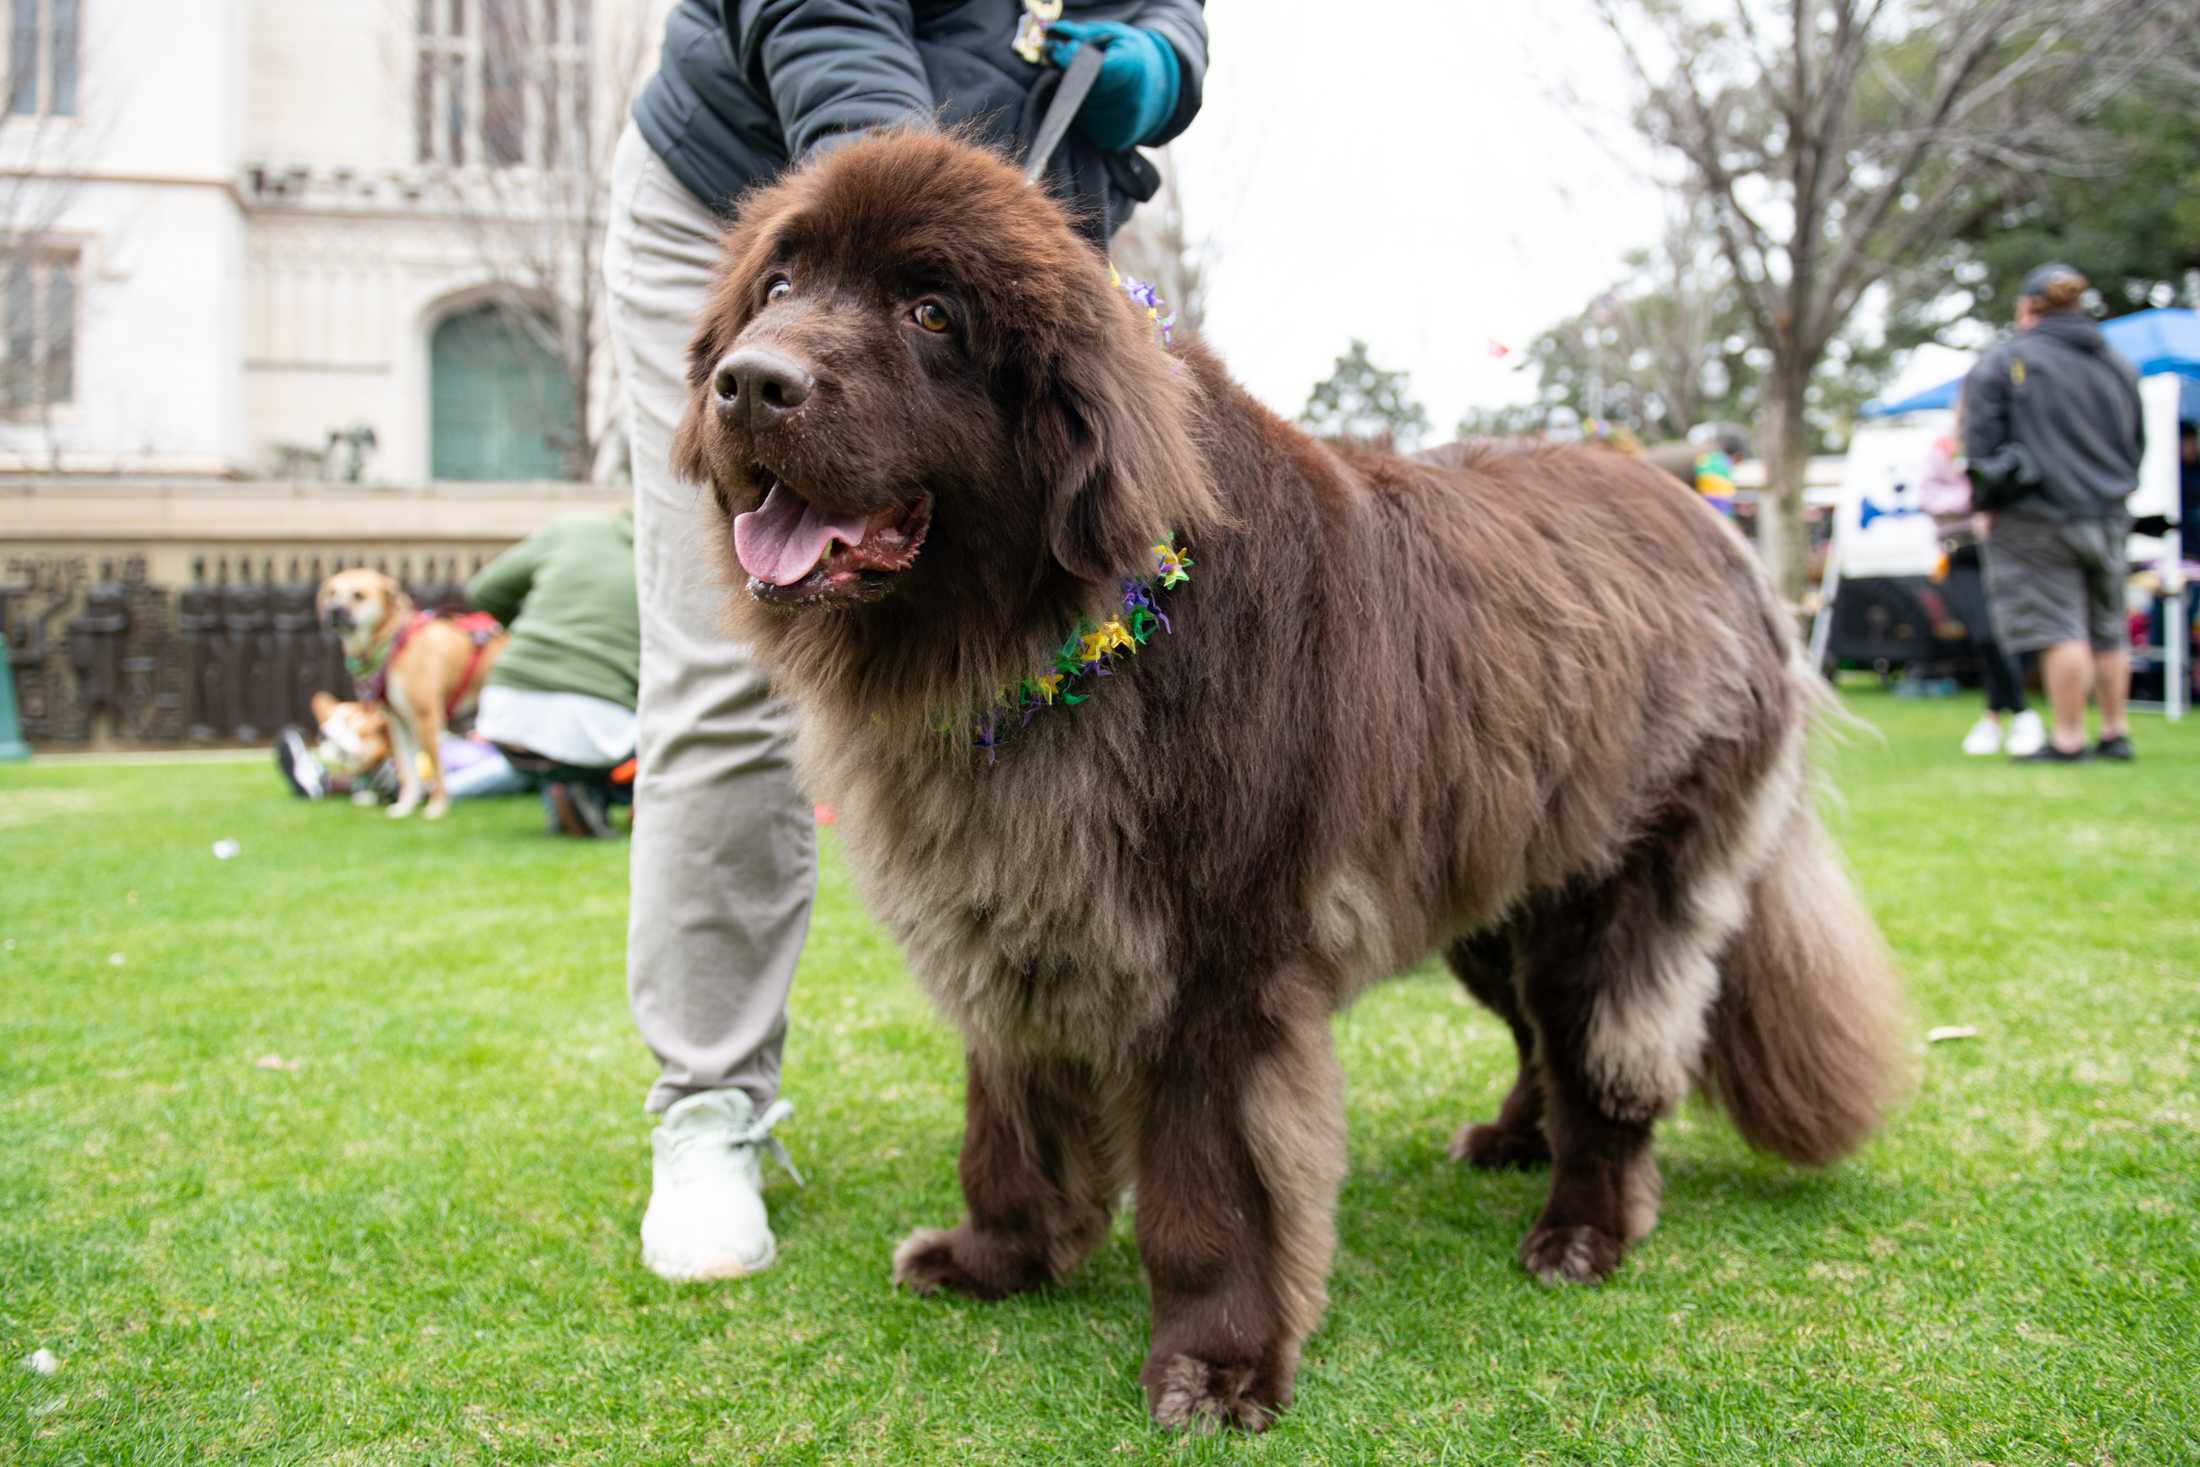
[732,472,931,607]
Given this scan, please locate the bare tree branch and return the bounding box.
[1587,0,1787,342]
[1585,0,2163,601]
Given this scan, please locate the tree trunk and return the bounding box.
[1756,357,1814,611]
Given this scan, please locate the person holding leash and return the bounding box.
[608,0,1209,1281]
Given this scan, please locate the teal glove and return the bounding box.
[1043,20,1181,152]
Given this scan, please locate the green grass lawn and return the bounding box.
[3,690,2197,1465]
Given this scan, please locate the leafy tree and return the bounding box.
[1455,402,1553,441]
[1459,308,1892,458]
[1300,339,1431,447]
[1889,92,2200,344]
[1514,271,1760,446]
[1459,224,1888,456]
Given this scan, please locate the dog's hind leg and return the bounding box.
[1510,706,1806,1284]
[383,693,425,819]
[411,702,452,820]
[1134,982,1344,1432]
[891,1045,1121,1301]
[1509,879,1690,1286]
[1443,932,1551,1170]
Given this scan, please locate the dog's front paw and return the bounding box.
[422,797,450,820]
[890,1227,966,1295]
[1518,1222,1626,1286]
[1144,1353,1280,1433]
[891,1224,1039,1301]
[1448,1119,1552,1170]
[386,799,419,819]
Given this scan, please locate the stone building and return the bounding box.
[0,0,664,485]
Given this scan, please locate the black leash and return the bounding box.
[1022,41,1105,184]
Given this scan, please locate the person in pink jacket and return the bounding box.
[1922,408,2043,756]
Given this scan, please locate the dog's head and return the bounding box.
[316,569,410,653]
[674,131,1220,703]
[309,691,391,776]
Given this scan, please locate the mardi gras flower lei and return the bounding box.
[957,272,1187,763]
[1110,263,1177,350]
[964,536,1194,765]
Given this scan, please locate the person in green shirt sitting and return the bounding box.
[468,509,642,837]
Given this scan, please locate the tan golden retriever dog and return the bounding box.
[316,568,503,819]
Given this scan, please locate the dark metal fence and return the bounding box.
[2,552,484,748]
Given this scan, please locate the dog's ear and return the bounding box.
[1027,288,1220,583]
[310,691,337,723]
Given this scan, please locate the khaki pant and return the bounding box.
[605,123,815,1114]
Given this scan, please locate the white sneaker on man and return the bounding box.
[640,1089,802,1281]
[1960,715,2003,756]
[2002,709,2047,759]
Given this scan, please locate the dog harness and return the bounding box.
[350,610,502,716]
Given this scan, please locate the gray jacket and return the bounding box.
[1962,312,2146,521]
[633,0,1207,243]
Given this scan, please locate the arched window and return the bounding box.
[428,304,577,481]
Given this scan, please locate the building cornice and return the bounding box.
[0,478,627,542]
[0,164,248,210]
[242,159,602,227]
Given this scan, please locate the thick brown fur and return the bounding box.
[673,130,1908,1431]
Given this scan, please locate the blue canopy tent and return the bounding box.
[1862,379,1961,417]
[1860,307,2200,420]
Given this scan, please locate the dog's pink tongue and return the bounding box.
[733,483,873,586]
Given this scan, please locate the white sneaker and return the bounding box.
[639,1089,802,1282]
[2002,709,2047,759]
[1960,715,2003,756]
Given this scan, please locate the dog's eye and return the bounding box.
[764,276,792,304]
[911,300,952,334]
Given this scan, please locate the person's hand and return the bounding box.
[1973,512,1995,539]
[1043,20,1181,151]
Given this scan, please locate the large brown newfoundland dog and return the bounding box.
[673,132,1905,1431]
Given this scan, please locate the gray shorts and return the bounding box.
[1982,511,2129,655]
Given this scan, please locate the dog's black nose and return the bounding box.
[714,348,813,431]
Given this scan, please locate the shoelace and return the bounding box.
[733,1097,805,1188]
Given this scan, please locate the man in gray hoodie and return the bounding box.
[1964,262,2147,762]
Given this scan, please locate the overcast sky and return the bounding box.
[1161,1,1669,431]
[1159,1,1969,434]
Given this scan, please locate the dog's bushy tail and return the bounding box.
[1700,790,1910,1168]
